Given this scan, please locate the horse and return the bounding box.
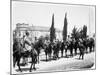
[33,40,45,63]
[13,41,38,72]
[87,38,95,52]
[65,40,74,57]
[53,42,60,59]
[83,37,95,53]
[72,39,79,55]
[60,42,65,57]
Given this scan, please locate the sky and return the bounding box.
[12,1,95,36]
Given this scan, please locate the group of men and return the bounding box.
[43,34,95,60]
[13,31,95,64]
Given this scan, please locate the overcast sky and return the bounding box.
[12,1,95,35]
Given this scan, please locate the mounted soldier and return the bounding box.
[13,31,38,72]
[53,39,60,59]
[72,38,78,55]
[23,31,32,52]
[65,36,73,57]
[22,31,32,65]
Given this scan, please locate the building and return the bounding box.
[13,23,62,42]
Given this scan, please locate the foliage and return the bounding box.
[71,26,80,39]
[82,25,87,38]
[71,25,87,39]
[45,34,50,40]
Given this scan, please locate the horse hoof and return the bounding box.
[33,68,36,70]
[19,70,22,72]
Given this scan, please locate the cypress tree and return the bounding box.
[63,13,68,41]
[50,14,56,42]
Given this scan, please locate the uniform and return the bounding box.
[22,35,32,65]
[23,36,32,52]
[79,39,85,59]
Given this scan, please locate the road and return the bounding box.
[12,51,95,74]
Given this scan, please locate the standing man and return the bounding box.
[79,38,85,60]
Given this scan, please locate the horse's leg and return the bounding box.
[92,45,94,52]
[50,52,51,60]
[13,59,15,67]
[82,53,84,60]
[61,49,63,57]
[46,52,47,61]
[17,57,22,72]
[54,51,56,59]
[56,51,58,59]
[57,51,59,59]
[70,48,73,57]
[72,48,74,56]
[93,45,95,52]
[65,49,67,57]
[53,51,54,59]
[30,54,36,72]
[30,59,33,72]
[90,46,92,52]
[85,46,88,53]
[49,52,51,60]
[13,56,16,67]
[79,51,81,59]
[57,49,59,59]
[48,53,50,60]
[57,50,59,59]
[33,63,36,70]
[33,55,37,71]
[79,54,81,59]
[71,49,73,57]
[69,48,71,56]
[75,48,77,55]
[79,49,83,59]
[38,53,39,64]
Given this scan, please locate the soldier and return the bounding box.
[23,31,32,52]
[79,38,85,60]
[22,31,32,65]
[60,41,65,57]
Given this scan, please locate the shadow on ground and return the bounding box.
[16,67,39,72]
[80,63,94,69]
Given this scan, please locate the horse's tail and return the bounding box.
[13,50,19,68]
